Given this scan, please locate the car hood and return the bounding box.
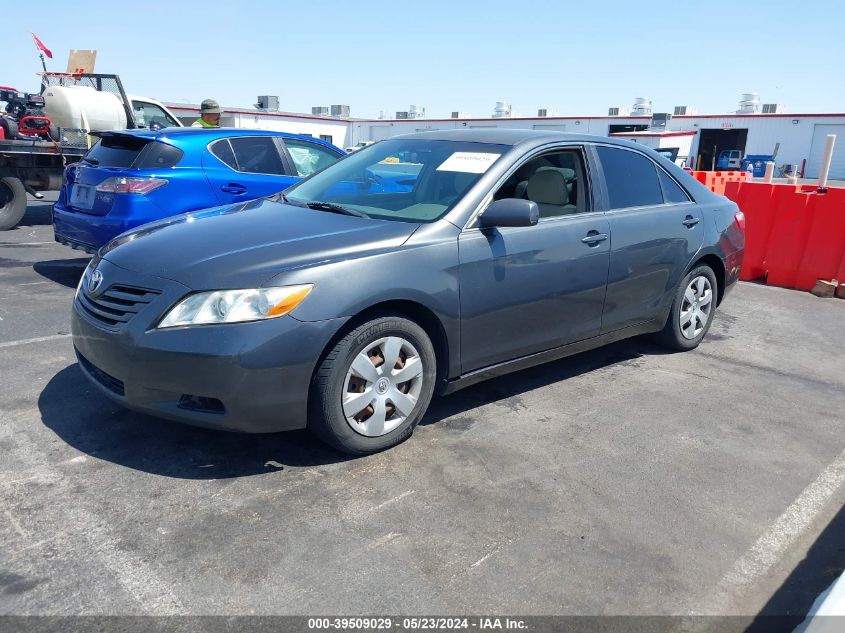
[100,198,421,290]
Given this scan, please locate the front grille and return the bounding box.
[77,284,161,328]
[76,350,125,396]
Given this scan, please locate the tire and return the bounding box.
[309,315,437,455]
[0,176,27,231]
[0,118,18,140]
[654,265,718,351]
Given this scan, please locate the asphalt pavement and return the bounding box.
[2,194,844,620]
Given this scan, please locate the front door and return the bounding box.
[458,147,611,373]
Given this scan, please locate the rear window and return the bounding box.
[84,138,183,169]
[85,136,148,167]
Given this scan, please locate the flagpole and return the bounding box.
[39,52,47,73]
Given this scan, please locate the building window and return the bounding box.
[319,134,333,144]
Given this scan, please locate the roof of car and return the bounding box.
[391,128,617,147]
[99,127,343,150]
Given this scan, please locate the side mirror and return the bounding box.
[478,198,539,228]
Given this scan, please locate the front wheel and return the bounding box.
[655,265,718,351]
[309,315,437,454]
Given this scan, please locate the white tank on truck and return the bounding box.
[42,85,128,131]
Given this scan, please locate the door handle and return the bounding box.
[221,183,247,194]
[682,215,700,228]
[581,231,609,246]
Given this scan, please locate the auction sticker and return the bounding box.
[436,152,501,173]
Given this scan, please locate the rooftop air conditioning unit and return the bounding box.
[632,97,652,115]
[650,112,672,129]
[608,107,630,116]
[737,93,761,114]
[396,111,410,119]
[311,106,330,116]
[674,105,697,116]
[451,111,469,119]
[762,103,784,114]
[538,108,548,117]
[492,101,512,118]
[409,105,425,119]
[257,95,279,111]
[330,104,350,117]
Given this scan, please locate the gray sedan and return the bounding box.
[72,130,745,454]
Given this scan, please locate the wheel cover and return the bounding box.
[680,275,713,340]
[342,336,424,437]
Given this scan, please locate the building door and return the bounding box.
[806,124,845,179]
[696,128,748,171]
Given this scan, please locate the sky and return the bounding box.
[6,0,844,119]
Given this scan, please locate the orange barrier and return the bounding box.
[723,180,778,281]
[722,181,845,291]
[690,170,749,196]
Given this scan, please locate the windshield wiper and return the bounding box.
[303,201,369,218]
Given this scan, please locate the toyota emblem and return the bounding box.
[87,269,103,294]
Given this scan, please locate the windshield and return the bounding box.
[284,139,509,222]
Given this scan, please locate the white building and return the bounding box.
[166,102,845,179]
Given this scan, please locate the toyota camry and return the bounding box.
[72,130,745,454]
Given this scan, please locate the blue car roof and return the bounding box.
[99,127,343,152]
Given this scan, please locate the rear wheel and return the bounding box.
[309,315,436,454]
[0,176,27,230]
[655,265,718,351]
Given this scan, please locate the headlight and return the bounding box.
[157,285,313,328]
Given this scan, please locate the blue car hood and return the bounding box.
[100,198,420,290]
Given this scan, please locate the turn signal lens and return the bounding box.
[734,210,746,231]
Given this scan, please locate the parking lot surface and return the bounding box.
[2,195,844,617]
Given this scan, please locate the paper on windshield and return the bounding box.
[436,152,501,173]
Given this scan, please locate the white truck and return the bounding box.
[0,73,181,230]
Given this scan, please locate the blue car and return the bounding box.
[53,128,345,252]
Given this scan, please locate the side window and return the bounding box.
[657,168,691,203]
[209,138,237,170]
[132,101,179,129]
[136,141,183,168]
[284,139,342,177]
[596,146,663,209]
[229,137,285,175]
[494,149,589,218]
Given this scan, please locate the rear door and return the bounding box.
[595,145,704,333]
[203,136,299,204]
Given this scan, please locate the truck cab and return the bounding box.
[128,95,182,130]
[717,149,743,170]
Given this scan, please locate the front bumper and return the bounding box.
[71,258,348,433]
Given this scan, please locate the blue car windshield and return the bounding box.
[284,139,509,222]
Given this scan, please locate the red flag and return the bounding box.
[31,33,52,59]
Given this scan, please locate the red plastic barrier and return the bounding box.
[722,181,845,290]
[794,187,845,289]
[690,171,748,196]
[764,187,816,289]
[838,250,845,283]
[723,181,778,281]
